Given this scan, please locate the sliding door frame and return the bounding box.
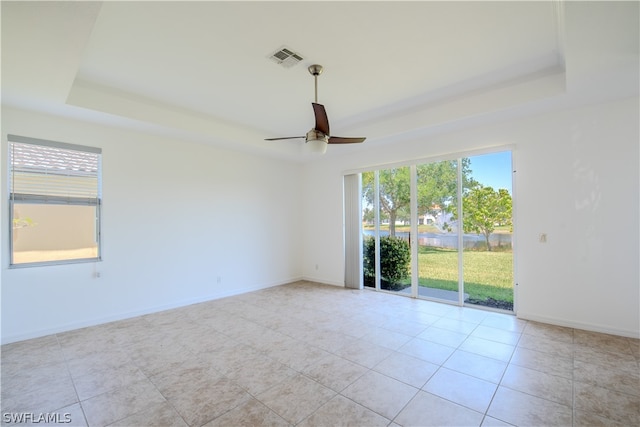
[344,145,516,311]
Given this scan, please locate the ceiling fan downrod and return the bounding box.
[308,64,323,104]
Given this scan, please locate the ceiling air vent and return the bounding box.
[268,47,304,68]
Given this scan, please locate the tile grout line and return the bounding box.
[54,332,90,427]
[479,326,523,426]
[4,282,637,426]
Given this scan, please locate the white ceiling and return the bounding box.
[2,1,638,161]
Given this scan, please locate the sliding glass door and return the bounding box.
[358,150,514,311]
[361,171,376,289]
[362,167,413,293]
[415,160,460,303]
[462,152,514,311]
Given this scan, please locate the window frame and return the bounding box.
[345,145,516,309]
[8,134,102,268]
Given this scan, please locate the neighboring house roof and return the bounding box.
[10,142,99,177]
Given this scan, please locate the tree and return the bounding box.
[362,168,410,236]
[362,207,375,225]
[417,159,477,226]
[453,185,512,251]
[363,160,476,236]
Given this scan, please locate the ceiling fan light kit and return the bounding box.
[307,138,328,154]
[306,129,329,154]
[265,64,366,154]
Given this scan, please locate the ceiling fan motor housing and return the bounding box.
[306,129,329,143]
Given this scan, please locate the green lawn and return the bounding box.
[416,246,513,303]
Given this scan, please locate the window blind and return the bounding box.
[344,174,363,289]
[8,135,101,205]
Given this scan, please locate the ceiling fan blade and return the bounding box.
[312,103,330,135]
[264,136,305,141]
[328,136,366,144]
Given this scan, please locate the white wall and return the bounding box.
[301,97,639,338]
[1,107,303,343]
[2,97,638,342]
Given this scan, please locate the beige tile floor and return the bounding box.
[1,281,639,426]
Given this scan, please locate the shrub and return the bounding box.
[363,236,411,286]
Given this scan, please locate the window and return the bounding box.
[8,135,102,267]
[350,149,514,311]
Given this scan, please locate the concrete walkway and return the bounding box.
[397,286,468,302]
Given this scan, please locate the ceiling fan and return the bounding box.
[265,64,366,154]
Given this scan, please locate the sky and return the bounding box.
[468,151,512,193]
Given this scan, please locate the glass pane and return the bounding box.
[378,167,412,292]
[416,160,460,302]
[362,171,376,288]
[12,203,99,265]
[462,152,514,311]
[10,140,100,199]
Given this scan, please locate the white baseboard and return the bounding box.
[517,311,640,339]
[301,275,344,287]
